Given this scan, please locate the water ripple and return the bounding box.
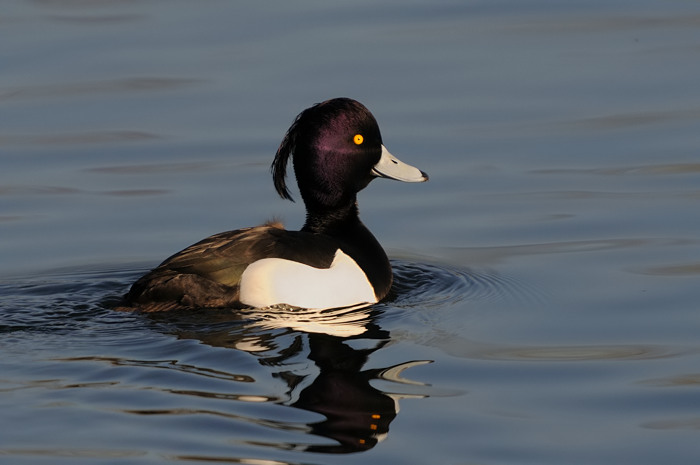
[388,259,534,309]
[1,260,533,340]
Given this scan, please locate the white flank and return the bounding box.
[239,249,377,310]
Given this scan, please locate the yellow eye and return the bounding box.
[353,134,364,145]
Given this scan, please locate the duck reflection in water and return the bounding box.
[291,331,428,453]
[166,310,431,454]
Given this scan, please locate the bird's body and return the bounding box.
[124,98,427,311]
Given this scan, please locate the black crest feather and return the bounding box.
[271,107,305,202]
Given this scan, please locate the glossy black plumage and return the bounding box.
[123,98,427,311]
[125,222,338,311]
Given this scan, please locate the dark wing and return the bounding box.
[123,223,339,311]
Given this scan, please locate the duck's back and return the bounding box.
[124,223,339,312]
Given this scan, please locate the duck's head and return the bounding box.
[272,98,428,211]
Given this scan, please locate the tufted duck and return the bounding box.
[124,98,428,311]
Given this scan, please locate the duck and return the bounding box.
[124,98,428,312]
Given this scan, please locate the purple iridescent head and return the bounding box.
[272,98,427,210]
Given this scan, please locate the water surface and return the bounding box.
[2,1,700,464]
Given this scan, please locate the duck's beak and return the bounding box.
[371,145,429,182]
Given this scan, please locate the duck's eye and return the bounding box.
[353,134,364,145]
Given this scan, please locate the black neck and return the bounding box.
[301,200,360,236]
[301,198,393,300]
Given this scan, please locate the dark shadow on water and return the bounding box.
[145,307,432,454]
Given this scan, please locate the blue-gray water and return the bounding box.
[2,1,700,464]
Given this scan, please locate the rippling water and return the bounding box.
[0,261,500,460]
[3,1,700,464]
